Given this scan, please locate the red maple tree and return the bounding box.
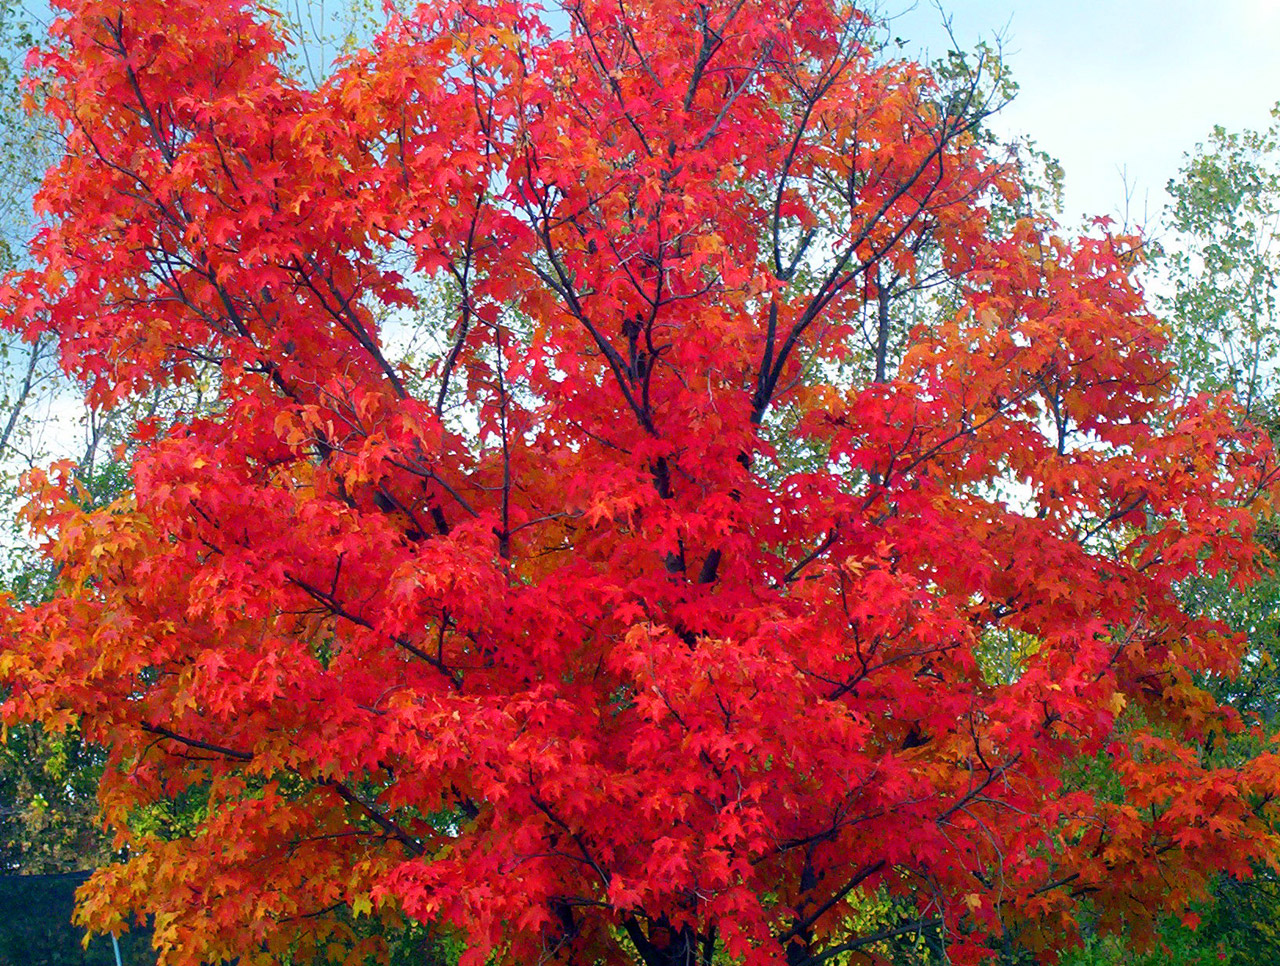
[4,0,1280,963]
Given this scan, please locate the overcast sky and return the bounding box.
[889,0,1280,231]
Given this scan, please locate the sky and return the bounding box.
[889,0,1280,232]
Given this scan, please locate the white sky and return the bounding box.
[889,0,1280,231]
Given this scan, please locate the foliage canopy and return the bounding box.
[3,1,1280,965]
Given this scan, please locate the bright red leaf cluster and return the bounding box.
[4,0,1280,964]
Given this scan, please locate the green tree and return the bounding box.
[1164,108,1280,418]
[1131,107,1280,965]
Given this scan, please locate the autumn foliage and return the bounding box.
[4,0,1280,964]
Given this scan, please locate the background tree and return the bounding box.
[1051,103,1280,966]
[1150,107,1280,966]
[4,2,1280,966]
[1164,109,1280,420]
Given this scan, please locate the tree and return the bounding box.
[1132,108,1280,966]
[3,1,1280,965]
[1163,108,1280,419]
[0,0,120,892]
[0,0,388,891]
